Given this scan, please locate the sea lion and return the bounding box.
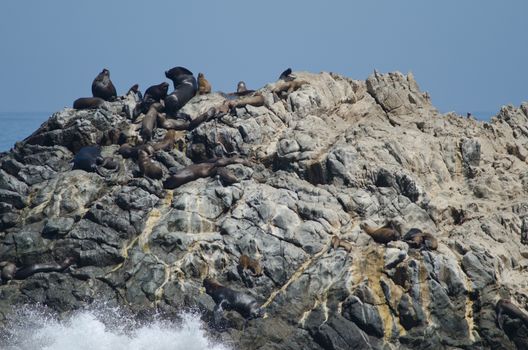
[127,84,143,102]
[138,149,163,179]
[278,68,293,81]
[238,255,263,277]
[216,167,239,185]
[0,261,17,282]
[360,223,401,244]
[141,102,163,142]
[237,254,263,288]
[403,228,438,250]
[100,128,121,146]
[157,107,219,131]
[203,278,264,321]
[330,235,354,253]
[163,156,249,189]
[272,80,307,94]
[0,257,76,283]
[164,66,198,116]
[227,94,265,110]
[73,97,106,110]
[496,299,528,330]
[73,146,119,175]
[119,143,148,159]
[92,68,117,101]
[152,130,178,152]
[134,82,170,117]
[197,72,212,95]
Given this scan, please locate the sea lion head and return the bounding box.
[160,82,169,94]
[165,66,194,80]
[198,72,204,78]
[101,68,110,77]
[237,81,247,93]
[203,277,222,294]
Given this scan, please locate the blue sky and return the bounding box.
[0,1,526,116]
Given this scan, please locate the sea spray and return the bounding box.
[0,304,230,350]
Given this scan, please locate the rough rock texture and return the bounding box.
[1,71,528,349]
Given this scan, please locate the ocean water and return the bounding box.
[0,112,50,152]
[0,305,230,350]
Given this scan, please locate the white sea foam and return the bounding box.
[1,305,230,350]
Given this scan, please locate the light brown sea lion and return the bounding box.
[227,94,265,110]
[360,223,401,244]
[330,235,354,253]
[203,277,264,321]
[138,149,163,180]
[496,299,528,330]
[152,130,178,152]
[141,102,163,142]
[238,255,263,277]
[198,72,212,95]
[73,97,106,110]
[92,68,117,101]
[403,228,438,250]
[272,79,307,94]
[0,261,17,282]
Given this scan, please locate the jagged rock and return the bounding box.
[1,70,528,349]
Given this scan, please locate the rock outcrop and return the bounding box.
[1,70,528,349]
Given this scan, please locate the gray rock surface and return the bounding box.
[1,71,528,349]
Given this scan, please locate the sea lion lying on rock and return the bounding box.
[157,107,219,131]
[403,228,438,250]
[360,222,401,244]
[203,278,264,321]
[0,257,76,283]
[72,146,119,176]
[330,235,354,253]
[73,97,107,110]
[163,157,249,189]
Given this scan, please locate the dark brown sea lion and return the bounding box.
[73,97,106,110]
[141,102,163,142]
[119,143,151,159]
[0,257,76,283]
[403,228,438,250]
[145,82,170,101]
[203,278,264,321]
[163,156,248,189]
[360,223,401,244]
[496,299,528,330]
[330,235,354,253]
[216,167,239,185]
[278,68,293,81]
[100,128,121,146]
[198,72,212,95]
[92,68,117,101]
[164,66,198,116]
[138,149,163,180]
[157,107,219,131]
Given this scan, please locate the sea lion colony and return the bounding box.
[4,66,525,332]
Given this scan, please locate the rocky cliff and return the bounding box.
[1,70,528,349]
